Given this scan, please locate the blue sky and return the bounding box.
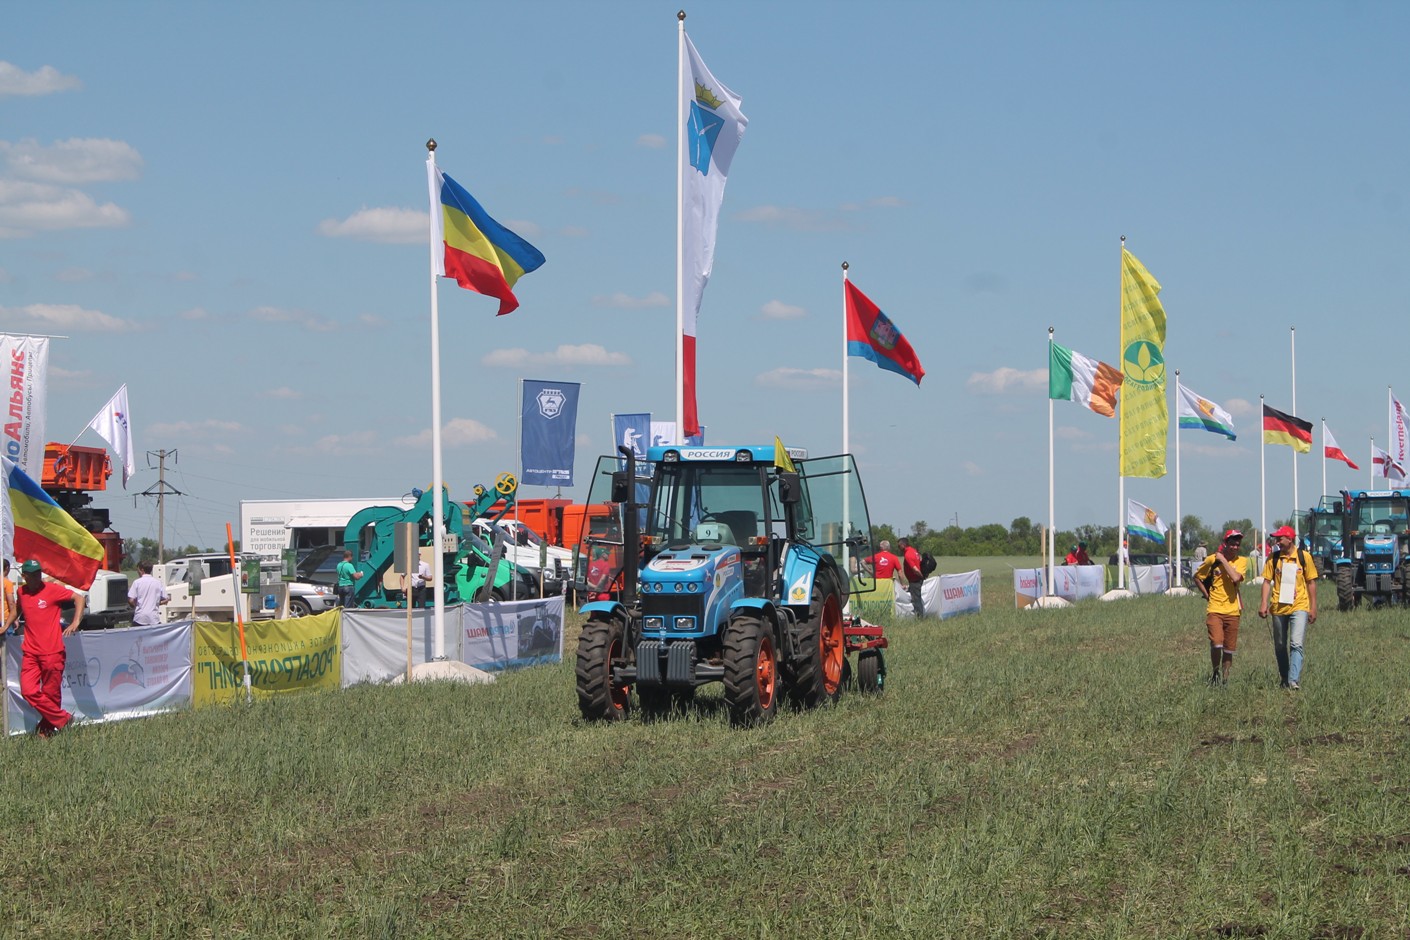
[3,0,1407,552]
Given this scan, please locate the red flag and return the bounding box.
[1323,425,1359,470]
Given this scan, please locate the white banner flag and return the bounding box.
[0,335,49,480]
[1392,393,1408,469]
[88,384,135,487]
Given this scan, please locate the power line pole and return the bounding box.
[139,448,182,562]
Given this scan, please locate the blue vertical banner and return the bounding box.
[612,413,651,464]
[521,380,581,487]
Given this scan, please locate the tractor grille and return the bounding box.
[641,593,703,624]
[104,575,129,608]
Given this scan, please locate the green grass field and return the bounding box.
[2,570,1408,938]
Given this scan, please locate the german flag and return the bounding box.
[1263,404,1312,453]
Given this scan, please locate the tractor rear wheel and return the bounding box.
[576,614,631,721]
[723,613,778,726]
[785,574,845,709]
[856,650,883,694]
[1336,565,1357,611]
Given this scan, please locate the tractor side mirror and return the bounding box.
[777,471,801,504]
[611,470,631,504]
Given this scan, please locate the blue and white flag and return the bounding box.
[521,380,580,487]
[612,413,651,464]
[1126,498,1168,545]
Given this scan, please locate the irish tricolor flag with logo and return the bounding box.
[1049,341,1123,418]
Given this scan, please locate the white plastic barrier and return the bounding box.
[936,570,982,620]
[1128,564,1170,595]
[4,621,194,735]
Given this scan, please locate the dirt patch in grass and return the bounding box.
[1192,732,1263,757]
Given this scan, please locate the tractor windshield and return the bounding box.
[648,462,772,547]
[1354,496,1410,536]
[796,454,873,590]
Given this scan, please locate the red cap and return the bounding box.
[1271,525,1296,539]
[1222,529,1243,540]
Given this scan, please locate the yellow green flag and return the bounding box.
[1119,247,1167,478]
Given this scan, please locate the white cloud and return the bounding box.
[481,344,631,367]
[966,367,1046,395]
[962,461,984,476]
[735,204,853,233]
[179,307,210,320]
[317,206,424,244]
[393,418,497,449]
[1224,397,1257,418]
[592,291,670,310]
[248,305,337,332]
[149,418,244,437]
[755,367,840,390]
[0,303,138,332]
[0,138,143,184]
[504,219,541,238]
[1055,425,1091,440]
[558,225,589,238]
[0,62,82,97]
[55,267,97,283]
[636,133,667,149]
[0,179,130,237]
[262,387,302,400]
[761,300,805,320]
[309,431,381,456]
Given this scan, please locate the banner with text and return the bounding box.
[5,621,192,735]
[936,570,983,619]
[193,610,341,706]
[893,576,940,618]
[1014,568,1044,607]
[1050,565,1106,600]
[521,379,580,487]
[341,607,461,685]
[461,595,564,672]
[0,334,49,479]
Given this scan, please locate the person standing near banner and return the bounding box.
[898,537,926,618]
[15,559,84,737]
[1258,526,1318,690]
[865,540,903,581]
[1193,530,1247,687]
[336,551,363,608]
[411,557,431,608]
[127,561,169,625]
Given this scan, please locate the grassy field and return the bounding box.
[2,569,1409,938]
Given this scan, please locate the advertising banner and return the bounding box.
[461,595,564,672]
[521,379,580,487]
[612,413,651,464]
[1013,568,1043,608]
[936,570,982,620]
[341,607,460,686]
[1129,564,1169,595]
[5,621,193,735]
[0,335,49,479]
[193,610,341,707]
[892,577,939,618]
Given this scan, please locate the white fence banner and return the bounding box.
[0,335,49,479]
[936,570,982,620]
[1075,565,1105,599]
[892,577,940,618]
[340,607,457,686]
[1129,564,1169,595]
[461,595,564,672]
[1014,568,1044,607]
[5,621,193,735]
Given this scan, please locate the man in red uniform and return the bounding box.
[866,540,903,581]
[15,559,84,737]
[898,537,926,618]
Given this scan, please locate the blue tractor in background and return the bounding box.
[1300,490,1410,609]
[574,442,887,726]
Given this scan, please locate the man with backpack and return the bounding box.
[1257,525,1318,690]
[898,537,926,618]
[1193,529,1247,687]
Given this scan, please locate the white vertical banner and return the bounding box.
[87,384,135,487]
[0,335,49,480]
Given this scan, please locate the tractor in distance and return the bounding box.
[574,442,888,726]
[1314,489,1410,609]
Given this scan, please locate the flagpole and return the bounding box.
[1116,236,1126,592]
[675,11,687,440]
[842,262,850,458]
[426,139,447,659]
[1370,436,1375,489]
[1173,370,1182,588]
[1321,418,1327,500]
[1259,394,1266,560]
[1290,327,1300,532]
[1047,327,1055,595]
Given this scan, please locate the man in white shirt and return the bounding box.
[127,561,170,625]
[411,558,432,608]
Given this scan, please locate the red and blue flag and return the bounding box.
[844,281,925,386]
[428,162,545,315]
[2,456,105,589]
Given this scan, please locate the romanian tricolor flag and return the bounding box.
[428,160,545,315]
[2,456,104,590]
[1263,403,1312,453]
[844,281,925,386]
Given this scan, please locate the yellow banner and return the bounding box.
[1119,248,1168,478]
[193,609,341,707]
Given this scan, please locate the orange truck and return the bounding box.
[483,497,612,553]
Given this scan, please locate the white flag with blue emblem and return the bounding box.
[87,384,135,488]
[679,28,746,437]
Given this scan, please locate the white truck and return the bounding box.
[469,518,573,594]
[156,553,339,622]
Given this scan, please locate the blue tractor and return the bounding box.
[1329,489,1410,608]
[574,443,885,725]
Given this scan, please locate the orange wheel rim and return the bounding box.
[820,594,844,695]
[608,635,630,711]
[756,635,776,709]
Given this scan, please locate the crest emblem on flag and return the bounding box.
[1122,340,1165,388]
[1197,399,1215,418]
[536,388,566,419]
[868,312,901,351]
[688,81,726,174]
[1144,507,1159,527]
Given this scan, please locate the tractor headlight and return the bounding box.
[674,617,694,631]
[674,582,684,593]
[687,582,699,593]
[644,616,665,630]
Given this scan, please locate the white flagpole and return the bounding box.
[1116,236,1126,591]
[1173,370,1182,587]
[842,263,850,457]
[426,140,446,660]
[1290,327,1298,533]
[1321,418,1327,500]
[1370,436,1376,488]
[1047,327,1055,594]
[675,12,687,438]
[1259,394,1267,556]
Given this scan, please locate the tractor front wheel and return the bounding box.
[1336,565,1357,611]
[576,614,631,721]
[785,575,845,709]
[723,614,778,726]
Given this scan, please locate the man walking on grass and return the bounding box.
[1193,529,1247,686]
[1258,525,1318,690]
[12,559,85,737]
